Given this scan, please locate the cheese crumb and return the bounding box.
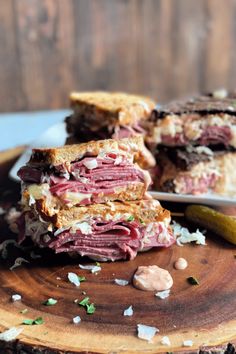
[161,336,171,346]
[137,324,159,342]
[155,289,170,299]
[12,294,21,302]
[72,316,81,324]
[123,305,133,316]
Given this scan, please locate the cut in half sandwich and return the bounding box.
[156,146,236,196]
[18,137,152,217]
[65,91,156,169]
[18,199,174,261]
[147,90,236,149]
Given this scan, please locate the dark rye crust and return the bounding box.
[157,147,224,171]
[151,91,236,120]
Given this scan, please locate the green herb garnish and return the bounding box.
[86,303,96,314]
[127,215,135,222]
[33,317,44,325]
[20,309,28,314]
[79,297,90,306]
[78,276,86,282]
[43,298,57,306]
[23,317,44,325]
[187,276,199,285]
[95,262,100,267]
[79,296,96,314]
[139,218,145,224]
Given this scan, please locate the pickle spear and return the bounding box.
[185,205,236,245]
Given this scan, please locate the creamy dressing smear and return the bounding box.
[133,265,173,291]
[174,257,188,270]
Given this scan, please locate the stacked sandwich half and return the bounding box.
[66,91,156,169]
[17,137,174,261]
[145,90,236,196]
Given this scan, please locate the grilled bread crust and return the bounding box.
[49,199,171,229]
[69,91,156,126]
[151,91,236,120]
[29,136,153,167]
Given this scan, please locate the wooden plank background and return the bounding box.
[0,0,236,112]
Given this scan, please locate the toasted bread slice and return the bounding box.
[29,136,155,169]
[69,91,156,126]
[152,90,236,120]
[48,199,171,229]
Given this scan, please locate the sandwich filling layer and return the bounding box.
[18,203,174,262]
[150,113,236,148]
[18,152,151,212]
[156,148,222,195]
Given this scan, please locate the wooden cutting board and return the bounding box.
[0,147,236,354]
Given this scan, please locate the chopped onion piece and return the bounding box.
[54,226,70,237]
[12,294,21,302]
[183,340,193,347]
[73,222,92,235]
[83,159,98,170]
[10,257,29,271]
[123,305,133,316]
[114,155,123,165]
[68,272,80,287]
[79,264,101,273]
[72,316,81,324]
[137,324,159,342]
[0,327,23,341]
[161,336,171,346]
[155,289,170,299]
[114,279,129,286]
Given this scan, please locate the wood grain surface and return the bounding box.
[1,0,236,112]
[0,148,236,354]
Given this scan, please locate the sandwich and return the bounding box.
[18,199,174,261]
[146,90,236,148]
[17,137,152,217]
[145,90,236,197]
[156,146,236,196]
[65,91,156,169]
[17,137,174,262]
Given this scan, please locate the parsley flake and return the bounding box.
[187,276,199,285]
[79,297,96,314]
[79,297,90,306]
[43,298,57,306]
[86,303,96,314]
[23,317,44,325]
[127,215,135,222]
[78,276,86,282]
